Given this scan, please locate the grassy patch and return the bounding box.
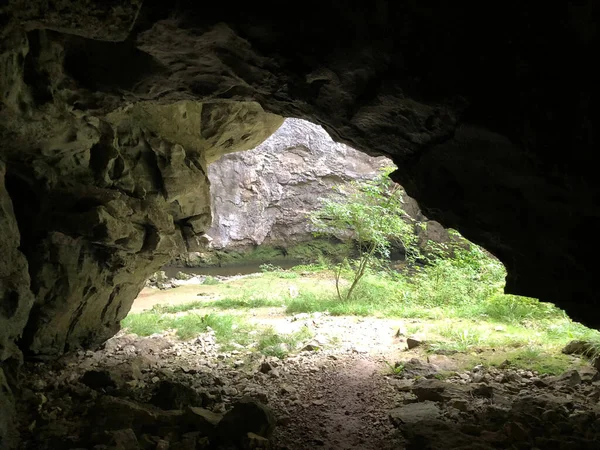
[122,310,314,358]
[151,302,205,314]
[202,276,221,285]
[209,296,284,309]
[121,312,252,341]
[134,240,600,375]
[256,326,314,359]
[464,347,578,375]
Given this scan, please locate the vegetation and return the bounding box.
[310,168,417,300]
[122,310,313,358]
[122,170,600,375]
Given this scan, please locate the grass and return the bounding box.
[126,244,600,373]
[121,312,253,341]
[121,310,314,359]
[256,326,314,358]
[202,276,221,285]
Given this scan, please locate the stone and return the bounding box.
[171,433,210,450]
[150,380,204,410]
[557,370,582,387]
[504,421,529,442]
[259,362,273,374]
[398,358,439,379]
[406,337,423,349]
[243,432,271,449]
[0,367,18,449]
[302,344,320,352]
[562,340,595,356]
[91,396,185,431]
[0,161,36,362]
[155,440,170,450]
[184,406,223,434]
[216,398,276,445]
[109,429,139,450]
[471,384,494,399]
[389,401,441,425]
[448,398,469,412]
[80,370,118,391]
[411,379,467,403]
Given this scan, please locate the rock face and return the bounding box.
[1,99,280,361]
[0,2,598,435]
[206,118,391,250]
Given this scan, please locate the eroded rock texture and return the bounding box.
[0,0,597,371]
[207,118,391,250]
[206,118,452,258]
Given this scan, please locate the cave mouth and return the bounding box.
[15,119,599,450]
[19,231,600,449]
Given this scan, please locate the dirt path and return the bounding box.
[18,300,600,450]
[272,355,404,449]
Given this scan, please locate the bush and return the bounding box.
[480,294,563,323]
[202,276,221,285]
[406,245,506,307]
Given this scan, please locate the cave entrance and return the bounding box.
[97,118,600,449]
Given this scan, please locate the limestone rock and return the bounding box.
[0,161,35,362]
[243,432,271,449]
[389,401,441,425]
[150,380,205,410]
[91,396,185,431]
[206,119,391,251]
[217,398,276,445]
[406,337,423,350]
[80,369,119,391]
[108,428,139,450]
[412,379,468,403]
[184,406,223,436]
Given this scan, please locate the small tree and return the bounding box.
[309,168,418,300]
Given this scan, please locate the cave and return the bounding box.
[0,1,598,448]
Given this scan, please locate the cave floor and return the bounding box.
[16,293,600,449]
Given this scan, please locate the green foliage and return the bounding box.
[260,263,283,273]
[256,326,314,359]
[151,302,204,314]
[406,245,506,307]
[310,168,418,300]
[210,296,283,309]
[202,276,221,285]
[384,360,405,375]
[275,271,299,279]
[121,312,251,342]
[287,239,354,263]
[479,294,563,323]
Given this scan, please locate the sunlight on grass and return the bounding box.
[131,240,600,374]
[256,326,314,358]
[121,312,251,341]
[209,297,284,309]
[122,310,314,359]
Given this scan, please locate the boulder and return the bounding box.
[389,401,441,425]
[90,396,185,431]
[80,369,119,391]
[150,380,205,410]
[216,398,276,445]
[411,379,468,403]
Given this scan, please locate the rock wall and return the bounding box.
[206,118,389,250]
[205,118,450,259]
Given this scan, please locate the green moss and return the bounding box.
[177,238,354,267]
[286,238,355,263]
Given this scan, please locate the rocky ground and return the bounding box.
[13,308,600,450]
